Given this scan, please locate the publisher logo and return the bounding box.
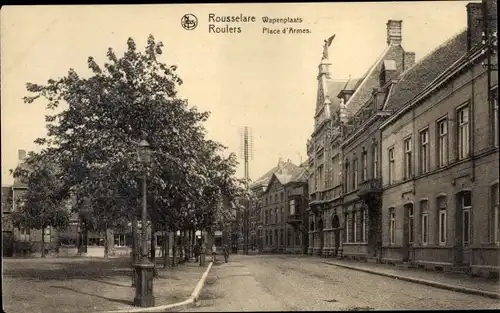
[181,14,198,30]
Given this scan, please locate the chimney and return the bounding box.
[404,52,416,71]
[386,20,403,46]
[467,2,483,50]
[18,149,26,161]
[278,157,284,167]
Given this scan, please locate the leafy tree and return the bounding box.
[20,35,241,259]
[10,152,71,258]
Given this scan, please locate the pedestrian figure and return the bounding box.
[223,244,229,263]
[194,242,201,262]
[211,244,217,263]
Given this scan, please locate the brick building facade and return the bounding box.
[307,19,415,260]
[379,0,498,276]
[251,159,308,253]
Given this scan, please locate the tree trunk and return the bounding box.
[172,231,177,267]
[103,224,109,258]
[41,227,46,258]
[163,230,168,268]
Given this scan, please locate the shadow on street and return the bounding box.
[50,285,134,306]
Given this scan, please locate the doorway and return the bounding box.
[403,203,413,262]
[332,215,340,256]
[318,219,324,255]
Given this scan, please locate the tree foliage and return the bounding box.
[13,35,243,238]
[10,152,71,257]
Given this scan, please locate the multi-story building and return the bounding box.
[252,159,309,253]
[307,19,415,260]
[379,0,498,277]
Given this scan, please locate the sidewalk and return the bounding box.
[184,260,288,311]
[322,258,500,299]
[3,257,207,313]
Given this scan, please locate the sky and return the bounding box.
[1,2,473,185]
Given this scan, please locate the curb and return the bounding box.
[323,261,500,300]
[102,261,214,313]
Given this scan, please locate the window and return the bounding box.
[274,194,278,203]
[492,184,499,244]
[332,155,339,186]
[281,207,284,223]
[289,199,296,215]
[372,144,378,179]
[115,234,125,247]
[353,211,358,242]
[20,228,30,242]
[295,231,300,245]
[437,196,447,245]
[353,159,359,190]
[419,129,430,174]
[275,208,278,224]
[437,119,448,167]
[361,152,368,181]
[461,191,472,246]
[389,208,395,244]
[345,162,351,192]
[408,205,414,243]
[404,137,412,179]
[388,148,395,184]
[361,209,367,242]
[492,88,499,147]
[318,165,324,191]
[345,213,350,243]
[280,192,284,202]
[421,200,429,244]
[287,229,292,246]
[457,106,470,160]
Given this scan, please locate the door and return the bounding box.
[318,219,324,255]
[332,215,340,256]
[402,204,413,262]
[2,231,14,257]
[455,191,471,265]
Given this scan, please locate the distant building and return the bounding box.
[257,159,309,253]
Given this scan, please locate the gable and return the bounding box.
[264,174,282,194]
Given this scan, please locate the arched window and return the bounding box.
[460,191,472,246]
[310,220,314,232]
[389,207,396,244]
[420,200,429,245]
[405,203,414,244]
[437,196,447,245]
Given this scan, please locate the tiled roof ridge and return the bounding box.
[398,27,468,83]
[383,28,469,113]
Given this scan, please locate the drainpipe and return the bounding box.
[471,47,476,182]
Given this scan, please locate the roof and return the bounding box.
[326,80,348,114]
[384,29,468,111]
[288,167,309,184]
[342,45,394,115]
[341,77,363,93]
[250,164,281,189]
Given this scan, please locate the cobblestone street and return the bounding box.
[186,255,500,311]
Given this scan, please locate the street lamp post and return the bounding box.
[133,139,155,308]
